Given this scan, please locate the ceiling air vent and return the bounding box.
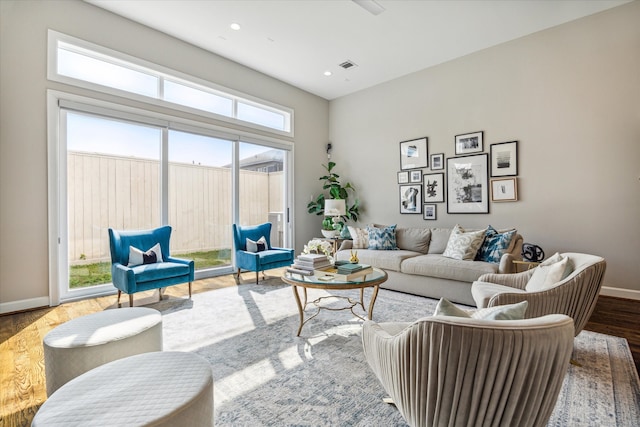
[339,60,358,70]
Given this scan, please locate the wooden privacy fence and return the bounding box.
[68,152,283,264]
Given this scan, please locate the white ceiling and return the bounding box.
[86,0,630,100]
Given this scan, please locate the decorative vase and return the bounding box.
[321,229,338,238]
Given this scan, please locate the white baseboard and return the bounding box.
[600,286,640,301]
[0,296,50,315]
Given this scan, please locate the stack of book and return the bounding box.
[287,253,332,276]
[336,263,366,275]
[314,263,374,281]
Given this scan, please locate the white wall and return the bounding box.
[329,2,640,297]
[0,0,329,311]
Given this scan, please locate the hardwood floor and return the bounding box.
[1,273,638,427]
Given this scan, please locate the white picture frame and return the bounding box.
[446,154,489,214]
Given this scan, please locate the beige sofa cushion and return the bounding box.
[335,249,419,272]
[427,228,452,254]
[401,254,498,282]
[395,227,431,253]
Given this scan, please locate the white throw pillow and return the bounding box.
[128,243,163,267]
[246,236,268,253]
[526,256,572,292]
[442,224,487,260]
[434,298,528,320]
[348,226,369,249]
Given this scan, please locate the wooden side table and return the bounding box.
[512,260,540,273]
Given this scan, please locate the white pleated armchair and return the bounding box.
[471,252,606,336]
[362,314,574,427]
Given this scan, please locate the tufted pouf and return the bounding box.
[43,307,162,396]
[33,351,214,427]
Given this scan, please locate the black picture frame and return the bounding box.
[430,153,444,170]
[446,153,489,214]
[423,172,444,203]
[423,204,437,220]
[409,170,422,183]
[400,137,428,170]
[454,131,484,155]
[397,171,409,184]
[399,184,422,214]
[490,141,518,177]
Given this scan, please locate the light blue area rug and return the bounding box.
[150,281,640,426]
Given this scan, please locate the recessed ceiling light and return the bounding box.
[230,23,241,31]
[324,71,333,77]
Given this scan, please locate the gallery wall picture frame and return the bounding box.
[423,172,445,203]
[397,171,409,184]
[399,184,423,214]
[446,153,489,214]
[454,131,484,155]
[430,153,444,170]
[400,137,428,170]
[423,204,437,220]
[491,177,518,202]
[409,170,422,183]
[490,140,518,177]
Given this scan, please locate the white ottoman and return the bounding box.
[33,352,214,427]
[43,307,162,396]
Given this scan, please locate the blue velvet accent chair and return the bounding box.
[108,226,195,307]
[233,222,294,284]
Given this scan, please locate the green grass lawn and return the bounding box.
[69,249,231,289]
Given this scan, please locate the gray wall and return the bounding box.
[0,0,328,310]
[329,1,640,296]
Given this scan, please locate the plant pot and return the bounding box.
[321,229,339,238]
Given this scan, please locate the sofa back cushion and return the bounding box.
[395,227,431,254]
[427,228,453,254]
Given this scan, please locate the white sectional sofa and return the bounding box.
[335,226,523,306]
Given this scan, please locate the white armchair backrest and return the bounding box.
[363,314,575,427]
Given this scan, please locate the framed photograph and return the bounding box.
[409,170,422,183]
[397,171,409,184]
[423,204,437,220]
[423,172,445,203]
[430,153,444,170]
[454,131,484,155]
[490,141,518,177]
[400,137,428,170]
[446,154,489,214]
[399,184,422,214]
[491,177,518,202]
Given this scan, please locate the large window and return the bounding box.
[50,93,292,303]
[48,30,295,303]
[49,30,293,135]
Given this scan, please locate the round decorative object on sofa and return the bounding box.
[522,243,545,262]
[33,352,214,427]
[43,307,162,396]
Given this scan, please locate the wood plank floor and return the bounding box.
[1,272,638,426]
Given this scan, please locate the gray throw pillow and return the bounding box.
[434,298,528,320]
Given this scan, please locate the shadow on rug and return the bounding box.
[147,279,640,426]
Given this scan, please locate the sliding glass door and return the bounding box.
[238,142,287,248]
[168,130,233,274]
[56,102,292,302]
[63,110,161,300]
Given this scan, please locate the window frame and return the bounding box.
[47,89,295,305]
[47,30,294,137]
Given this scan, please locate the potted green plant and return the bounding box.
[307,161,360,237]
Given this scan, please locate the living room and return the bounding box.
[1,0,639,425]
